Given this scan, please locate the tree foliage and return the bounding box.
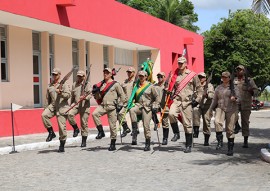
[117,0,199,32]
[203,10,270,91]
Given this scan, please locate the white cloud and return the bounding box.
[190,0,253,11]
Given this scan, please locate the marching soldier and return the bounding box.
[234,65,258,148]
[168,57,203,153]
[154,72,170,145]
[41,68,71,152]
[68,70,91,147]
[119,67,136,137]
[92,68,126,151]
[210,71,239,156]
[129,70,159,151]
[193,72,214,146]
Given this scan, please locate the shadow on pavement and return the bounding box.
[37,149,58,154]
[117,145,146,152]
[83,146,109,152]
[191,142,266,165]
[152,145,184,152]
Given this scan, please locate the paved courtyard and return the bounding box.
[0,110,270,191]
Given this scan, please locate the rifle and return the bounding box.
[200,71,213,108]
[112,67,121,80]
[243,66,254,96]
[80,65,92,96]
[157,71,172,129]
[58,65,79,91]
[65,66,92,114]
[230,67,236,97]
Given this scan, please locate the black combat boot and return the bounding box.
[204,134,210,146]
[81,136,87,147]
[243,136,248,148]
[96,125,105,139]
[184,133,192,153]
[216,132,223,150]
[46,127,56,142]
[131,122,138,145]
[131,128,140,136]
[193,126,199,138]
[171,123,180,142]
[108,139,116,151]
[234,121,241,134]
[58,140,66,152]
[144,138,151,151]
[162,128,169,145]
[227,138,234,156]
[72,124,80,137]
[121,122,131,138]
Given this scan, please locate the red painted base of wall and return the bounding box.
[0,107,109,137]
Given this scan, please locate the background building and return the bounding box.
[0,0,203,136]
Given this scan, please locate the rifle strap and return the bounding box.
[172,71,197,99]
[100,81,116,99]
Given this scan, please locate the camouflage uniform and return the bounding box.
[210,71,239,156]
[68,70,91,147]
[118,67,136,137]
[193,72,215,146]
[41,68,71,152]
[129,70,159,151]
[234,65,258,148]
[92,68,126,151]
[154,72,170,145]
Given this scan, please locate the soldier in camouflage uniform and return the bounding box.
[119,67,136,137]
[210,71,239,156]
[168,57,203,153]
[68,70,91,147]
[234,65,258,148]
[92,68,126,151]
[154,72,170,145]
[193,72,214,146]
[41,68,71,152]
[129,70,159,151]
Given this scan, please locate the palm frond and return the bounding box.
[252,0,270,15]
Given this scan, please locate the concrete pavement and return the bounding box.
[0,110,269,190]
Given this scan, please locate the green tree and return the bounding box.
[117,0,199,32]
[203,10,270,91]
[262,89,269,101]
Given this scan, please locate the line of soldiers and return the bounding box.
[41,60,257,156]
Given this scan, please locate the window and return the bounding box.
[49,35,54,78]
[103,46,109,69]
[114,47,133,66]
[72,39,79,81]
[1,25,8,81]
[32,32,42,107]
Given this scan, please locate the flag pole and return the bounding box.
[10,103,18,154]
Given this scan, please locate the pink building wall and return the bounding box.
[0,0,204,137]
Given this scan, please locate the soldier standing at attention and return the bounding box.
[210,71,239,156]
[92,68,126,151]
[167,56,203,153]
[41,68,71,152]
[119,67,136,137]
[129,70,159,151]
[154,72,170,145]
[192,72,214,146]
[234,65,258,148]
[68,70,91,147]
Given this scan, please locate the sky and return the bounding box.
[190,0,254,33]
